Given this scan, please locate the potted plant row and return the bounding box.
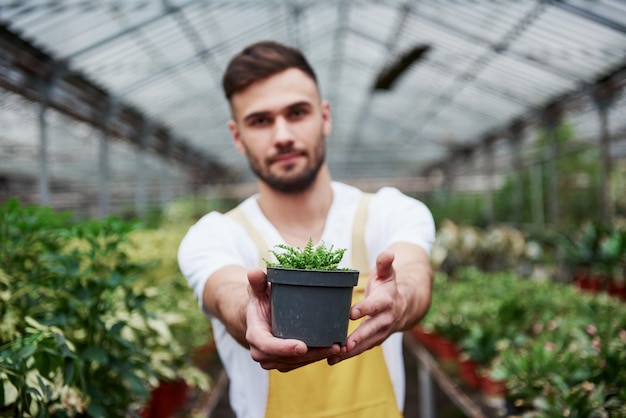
[551,221,626,300]
[413,266,626,416]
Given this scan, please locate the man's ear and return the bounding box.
[321,100,332,137]
[228,120,247,155]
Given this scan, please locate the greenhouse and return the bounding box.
[1,0,625,417]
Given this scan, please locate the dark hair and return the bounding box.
[222,41,318,100]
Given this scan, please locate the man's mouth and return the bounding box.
[270,151,305,164]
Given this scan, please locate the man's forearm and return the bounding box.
[390,242,433,331]
[396,262,432,330]
[204,265,250,347]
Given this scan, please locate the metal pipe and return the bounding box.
[38,99,50,206]
[593,83,616,223]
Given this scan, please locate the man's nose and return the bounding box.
[273,117,294,145]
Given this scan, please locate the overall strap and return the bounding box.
[351,192,373,282]
[227,205,270,271]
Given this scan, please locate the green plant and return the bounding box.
[599,227,626,283]
[265,238,349,271]
[127,225,213,352]
[423,266,626,415]
[550,221,606,275]
[0,199,208,417]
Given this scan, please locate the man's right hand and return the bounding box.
[245,268,342,372]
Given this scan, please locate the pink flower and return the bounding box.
[586,324,597,335]
[591,337,601,353]
[544,342,555,352]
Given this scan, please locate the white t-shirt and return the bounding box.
[178,182,435,418]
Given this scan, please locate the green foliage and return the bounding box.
[127,225,212,351]
[0,198,208,417]
[422,192,486,227]
[539,221,626,283]
[265,238,348,271]
[422,267,626,416]
[431,220,537,276]
[424,120,616,228]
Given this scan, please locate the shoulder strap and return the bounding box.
[351,192,373,274]
[226,205,271,270]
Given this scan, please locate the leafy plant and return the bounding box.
[0,198,208,417]
[599,228,626,282]
[127,225,213,353]
[265,238,349,270]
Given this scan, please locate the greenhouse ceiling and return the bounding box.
[1,0,626,207]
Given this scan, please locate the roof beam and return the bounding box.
[421,65,626,176]
[0,23,231,184]
[66,0,202,59]
[551,0,626,34]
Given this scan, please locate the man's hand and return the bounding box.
[328,242,432,365]
[245,268,342,372]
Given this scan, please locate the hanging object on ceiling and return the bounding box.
[373,44,431,91]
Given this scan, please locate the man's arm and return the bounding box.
[203,265,250,347]
[387,241,433,330]
[329,241,433,363]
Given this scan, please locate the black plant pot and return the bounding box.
[267,267,359,347]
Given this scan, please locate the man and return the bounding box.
[178,40,435,418]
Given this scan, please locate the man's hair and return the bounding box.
[222,40,318,100]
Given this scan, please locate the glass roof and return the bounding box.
[1,0,625,211]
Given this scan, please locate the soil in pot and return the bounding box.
[267,267,359,347]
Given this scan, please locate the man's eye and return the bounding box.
[289,109,307,119]
[250,117,270,126]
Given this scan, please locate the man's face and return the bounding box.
[228,68,332,193]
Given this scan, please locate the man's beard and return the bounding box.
[247,140,325,194]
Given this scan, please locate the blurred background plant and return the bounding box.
[0,198,209,417]
[418,266,626,416]
[431,220,550,279]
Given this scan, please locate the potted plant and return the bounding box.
[552,222,605,292]
[458,326,502,390]
[599,227,626,300]
[265,239,359,347]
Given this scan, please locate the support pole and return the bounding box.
[98,99,115,218]
[36,64,66,207]
[531,162,544,226]
[37,74,57,207]
[419,364,435,418]
[98,128,110,218]
[38,98,50,206]
[159,160,171,209]
[135,121,151,219]
[509,122,525,224]
[483,138,496,223]
[593,83,616,223]
[443,159,456,199]
[542,105,562,225]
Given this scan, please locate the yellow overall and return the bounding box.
[228,194,402,418]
